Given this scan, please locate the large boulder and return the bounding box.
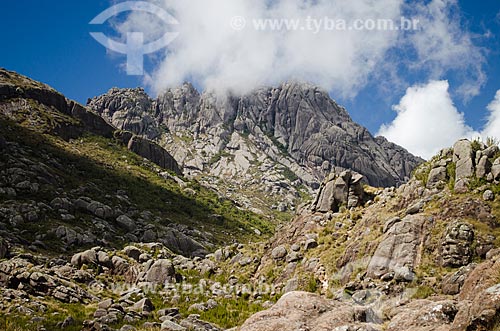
[492,157,500,181]
[441,222,474,268]
[453,140,475,192]
[126,135,182,175]
[313,170,366,213]
[367,215,428,281]
[271,246,287,260]
[239,291,373,331]
[70,249,98,268]
[475,155,491,179]
[143,259,176,285]
[87,201,114,220]
[160,228,207,258]
[427,166,448,189]
[451,257,500,330]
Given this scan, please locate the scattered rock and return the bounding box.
[304,239,318,250]
[406,201,424,215]
[161,320,186,331]
[71,249,97,268]
[483,190,495,201]
[271,246,287,260]
[441,222,474,267]
[116,215,136,231]
[123,246,142,261]
[131,298,155,315]
[143,259,176,285]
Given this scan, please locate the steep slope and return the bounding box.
[236,139,500,331]
[88,83,423,214]
[0,68,272,256]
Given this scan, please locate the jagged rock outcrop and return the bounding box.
[88,87,160,140]
[452,139,500,192]
[367,215,428,281]
[312,170,366,212]
[89,83,423,202]
[0,68,181,175]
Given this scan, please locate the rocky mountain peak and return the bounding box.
[87,81,423,214]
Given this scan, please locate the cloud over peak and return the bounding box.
[114,0,485,98]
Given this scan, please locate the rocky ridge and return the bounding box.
[236,139,500,331]
[88,84,423,214]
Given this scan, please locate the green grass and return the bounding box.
[411,285,435,299]
[0,115,274,252]
[281,167,299,182]
[208,150,235,166]
[447,162,456,190]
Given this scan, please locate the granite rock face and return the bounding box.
[367,215,427,281]
[88,87,160,140]
[88,83,423,215]
[312,170,366,212]
[89,82,423,189]
[441,222,474,268]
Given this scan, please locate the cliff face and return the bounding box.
[89,82,423,214]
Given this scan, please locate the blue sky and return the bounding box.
[1,1,499,158]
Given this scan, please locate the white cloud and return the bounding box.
[377,80,479,159]
[406,0,486,100]
[482,90,500,140]
[111,0,485,98]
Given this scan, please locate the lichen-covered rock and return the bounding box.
[271,245,287,260]
[313,170,366,213]
[367,215,428,281]
[441,222,474,268]
[142,259,176,285]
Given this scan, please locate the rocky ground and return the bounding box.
[1,68,500,331]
